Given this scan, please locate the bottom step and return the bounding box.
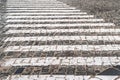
[3,75,120,80]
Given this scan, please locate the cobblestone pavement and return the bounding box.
[0,0,120,80]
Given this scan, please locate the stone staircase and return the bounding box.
[0,0,120,80]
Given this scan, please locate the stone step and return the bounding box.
[4,75,120,80]
[1,57,120,66]
[4,45,120,52]
[2,49,120,57]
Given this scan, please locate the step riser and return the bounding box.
[4,33,120,37]
[1,65,119,75]
[2,50,120,57]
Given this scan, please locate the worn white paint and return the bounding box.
[6,12,87,15]
[5,23,115,28]
[4,36,120,42]
[7,5,70,7]
[6,19,104,23]
[6,5,69,8]
[6,7,76,10]
[4,75,120,80]
[6,9,81,12]
[1,57,120,66]
[6,29,120,34]
[6,15,94,19]
[4,45,120,52]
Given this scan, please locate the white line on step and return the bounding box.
[6,12,87,15]
[6,7,76,10]
[6,9,81,12]
[7,3,66,5]
[4,45,120,52]
[4,36,120,42]
[5,23,115,28]
[6,4,69,6]
[6,19,104,23]
[1,57,120,66]
[4,75,119,80]
[6,15,94,19]
[6,6,71,8]
[6,29,120,34]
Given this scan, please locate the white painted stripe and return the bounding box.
[6,15,94,19]
[4,75,119,80]
[5,23,115,28]
[6,3,68,5]
[4,45,120,52]
[7,6,70,8]
[6,12,87,15]
[7,5,67,6]
[11,0,60,1]
[7,0,62,2]
[7,2,63,3]
[7,4,68,6]
[6,29,120,34]
[7,3,65,5]
[1,57,120,66]
[7,0,60,1]
[4,36,120,42]
[7,1,67,6]
[7,2,65,6]
[6,6,70,8]
[8,0,59,1]
[7,1,64,3]
[7,1,63,3]
[7,0,59,1]
[6,7,76,9]
[8,2,64,3]
[6,9,81,12]
[6,19,104,23]
[7,1,61,2]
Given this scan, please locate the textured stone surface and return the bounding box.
[0,0,120,79]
